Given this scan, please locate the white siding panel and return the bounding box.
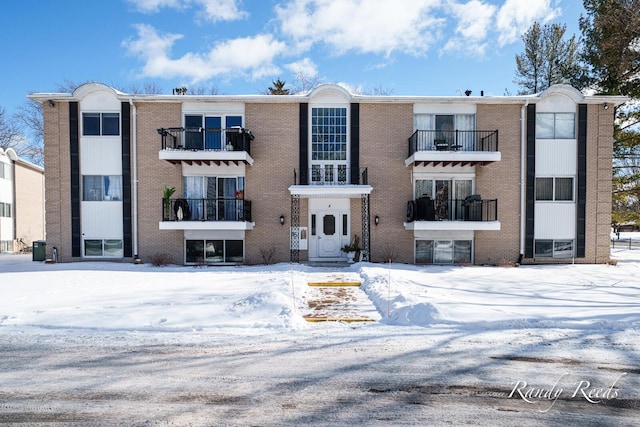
[536,94,576,113]
[80,91,121,111]
[535,140,576,176]
[414,104,476,115]
[182,163,245,176]
[80,137,122,175]
[81,202,123,238]
[534,203,575,239]
[182,103,245,115]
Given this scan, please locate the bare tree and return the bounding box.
[0,107,23,152]
[14,101,44,165]
[290,71,323,94]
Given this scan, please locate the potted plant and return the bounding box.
[342,235,361,263]
[163,185,176,219]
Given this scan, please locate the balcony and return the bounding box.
[159,197,254,231]
[158,127,254,165]
[288,167,373,198]
[406,130,500,167]
[405,196,500,231]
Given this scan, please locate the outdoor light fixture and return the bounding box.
[604,103,609,110]
[375,215,379,226]
[48,100,55,108]
[280,215,285,225]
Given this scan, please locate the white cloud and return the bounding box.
[123,24,286,82]
[127,0,248,22]
[128,0,183,13]
[285,58,318,77]
[441,0,496,57]
[275,0,444,57]
[496,0,561,46]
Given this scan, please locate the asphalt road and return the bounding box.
[1,329,639,426]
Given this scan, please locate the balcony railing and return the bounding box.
[158,127,254,154]
[293,167,368,185]
[162,197,251,222]
[406,196,497,222]
[408,130,498,157]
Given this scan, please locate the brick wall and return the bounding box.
[244,103,300,264]
[475,104,523,265]
[135,102,184,263]
[360,103,414,263]
[43,101,73,261]
[589,104,614,263]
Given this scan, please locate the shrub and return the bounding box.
[150,253,172,266]
[259,245,277,264]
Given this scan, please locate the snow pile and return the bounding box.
[1,235,639,335]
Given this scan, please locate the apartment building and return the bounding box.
[29,82,625,265]
[0,147,45,252]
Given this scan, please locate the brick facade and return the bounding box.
[34,83,624,266]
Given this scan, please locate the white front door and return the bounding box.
[317,210,341,258]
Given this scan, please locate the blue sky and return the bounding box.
[2,0,585,118]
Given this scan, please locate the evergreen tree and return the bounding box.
[580,0,640,227]
[514,22,579,94]
[267,79,290,95]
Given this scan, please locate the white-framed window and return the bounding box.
[310,107,348,184]
[0,162,11,180]
[185,239,243,264]
[535,239,574,258]
[535,177,574,201]
[416,239,472,264]
[414,178,473,220]
[182,175,245,221]
[184,114,243,150]
[82,176,123,201]
[82,112,120,136]
[0,202,11,217]
[536,113,575,139]
[84,239,123,257]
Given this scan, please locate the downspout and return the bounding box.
[519,99,529,262]
[129,98,139,259]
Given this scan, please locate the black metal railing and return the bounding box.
[293,167,368,185]
[162,197,251,222]
[406,197,497,222]
[157,127,254,154]
[408,130,499,157]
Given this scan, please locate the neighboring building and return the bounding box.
[29,82,625,265]
[0,147,45,253]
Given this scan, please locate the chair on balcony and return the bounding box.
[434,139,449,151]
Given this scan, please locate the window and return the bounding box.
[310,107,348,184]
[0,202,11,217]
[535,240,574,258]
[0,162,11,180]
[536,113,575,139]
[82,176,123,201]
[416,239,472,264]
[415,178,473,220]
[535,177,574,201]
[183,175,245,220]
[184,115,243,150]
[186,239,243,263]
[83,112,120,136]
[1,241,13,252]
[84,239,123,257]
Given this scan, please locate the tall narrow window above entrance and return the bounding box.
[311,107,348,184]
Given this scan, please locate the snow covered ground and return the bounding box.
[1,235,639,334]
[1,234,640,425]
